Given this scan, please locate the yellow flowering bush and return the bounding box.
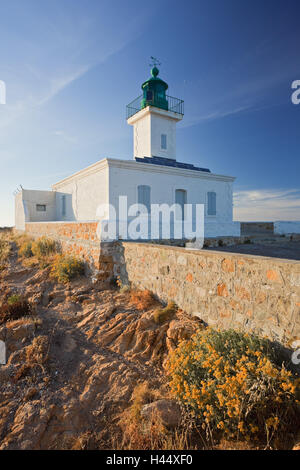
[50,254,85,283]
[166,329,299,443]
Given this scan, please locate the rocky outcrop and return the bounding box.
[0,247,200,450]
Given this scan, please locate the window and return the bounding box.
[161,134,167,150]
[175,189,187,220]
[36,204,46,212]
[146,91,153,101]
[61,195,66,217]
[207,191,217,216]
[137,185,151,213]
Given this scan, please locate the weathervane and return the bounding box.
[149,56,161,68]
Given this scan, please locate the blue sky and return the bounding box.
[0,0,299,226]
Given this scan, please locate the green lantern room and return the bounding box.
[141,66,169,111]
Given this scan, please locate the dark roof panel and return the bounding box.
[135,156,211,173]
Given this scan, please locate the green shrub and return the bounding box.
[167,328,299,445]
[31,237,57,258]
[7,294,22,305]
[19,241,33,258]
[50,254,85,283]
[153,300,177,324]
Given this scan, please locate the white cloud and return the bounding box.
[234,189,300,221]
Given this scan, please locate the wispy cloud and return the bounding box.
[52,130,78,144]
[181,105,253,128]
[0,5,146,130]
[37,65,92,107]
[233,189,300,221]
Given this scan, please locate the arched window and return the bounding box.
[207,191,217,216]
[137,185,151,213]
[175,189,187,220]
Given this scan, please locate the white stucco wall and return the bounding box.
[132,111,151,159]
[107,159,239,238]
[128,107,182,160]
[15,189,56,230]
[51,160,109,221]
[274,221,300,235]
[15,156,238,238]
[15,191,27,231]
[150,112,177,159]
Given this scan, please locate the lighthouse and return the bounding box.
[15,59,240,240]
[126,62,184,161]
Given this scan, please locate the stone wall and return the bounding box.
[25,222,101,270]
[115,242,300,344]
[23,223,300,344]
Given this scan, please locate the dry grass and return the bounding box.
[0,295,34,325]
[12,233,32,248]
[31,237,57,258]
[21,257,39,268]
[67,432,97,450]
[14,335,49,381]
[17,236,57,268]
[117,382,195,450]
[24,387,39,401]
[0,239,11,263]
[129,289,156,311]
[25,335,48,366]
[19,240,33,258]
[153,301,177,324]
[5,317,42,329]
[14,364,32,382]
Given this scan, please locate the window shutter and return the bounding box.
[138,185,151,213]
[62,195,66,217]
[207,192,216,215]
[175,189,187,220]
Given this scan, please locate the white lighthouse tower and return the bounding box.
[126,60,183,161]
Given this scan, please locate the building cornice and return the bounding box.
[106,158,236,182]
[51,156,235,188]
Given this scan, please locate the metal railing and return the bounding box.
[126,93,184,119]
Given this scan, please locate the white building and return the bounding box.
[15,65,240,239]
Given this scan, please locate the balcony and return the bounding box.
[126,93,184,120]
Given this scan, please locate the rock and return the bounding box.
[62,334,77,353]
[141,399,182,429]
[41,292,50,306]
[166,318,197,352]
[28,292,42,306]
